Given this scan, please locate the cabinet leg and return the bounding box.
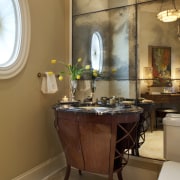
[131,147,139,156]
[108,175,113,180]
[117,170,123,180]
[64,165,71,180]
[78,169,82,175]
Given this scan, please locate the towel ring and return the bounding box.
[37,72,59,78]
[37,72,45,77]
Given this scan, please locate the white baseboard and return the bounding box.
[12,153,66,180]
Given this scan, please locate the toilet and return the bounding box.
[158,113,180,180]
[158,161,180,180]
[163,113,180,162]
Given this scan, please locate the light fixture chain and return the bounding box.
[157,0,180,22]
[159,0,164,12]
[172,0,177,10]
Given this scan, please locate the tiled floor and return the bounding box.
[139,130,164,160]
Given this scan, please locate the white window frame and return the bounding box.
[0,0,31,79]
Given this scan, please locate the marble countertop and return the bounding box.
[53,103,143,115]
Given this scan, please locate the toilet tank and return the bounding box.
[163,114,180,162]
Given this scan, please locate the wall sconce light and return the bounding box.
[143,67,153,94]
[157,0,180,22]
[177,19,180,40]
[175,68,180,92]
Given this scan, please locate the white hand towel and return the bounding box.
[41,72,58,94]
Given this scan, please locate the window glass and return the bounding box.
[0,0,30,79]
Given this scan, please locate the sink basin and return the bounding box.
[79,106,110,111]
[78,106,113,115]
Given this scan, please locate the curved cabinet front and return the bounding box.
[54,109,141,180]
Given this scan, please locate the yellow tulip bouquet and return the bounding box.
[91,68,117,80]
[50,58,116,81]
[51,58,90,81]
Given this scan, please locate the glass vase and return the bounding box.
[90,80,96,102]
[70,80,78,101]
[91,79,96,93]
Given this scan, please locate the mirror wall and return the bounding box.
[73,0,137,99]
[138,1,180,93]
[72,0,180,159]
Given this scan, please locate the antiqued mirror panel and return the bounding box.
[138,0,180,94]
[72,0,180,161]
[72,0,137,16]
[137,0,180,161]
[91,32,103,73]
[72,5,136,80]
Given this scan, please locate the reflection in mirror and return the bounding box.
[72,0,137,16]
[91,32,103,73]
[139,0,180,94]
[73,4,137,101]
[72,3,137,80]
[73,0,180,161]
[138,0,180,161]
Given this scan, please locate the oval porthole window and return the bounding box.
[91,32,103,73]
[0,0,31,79]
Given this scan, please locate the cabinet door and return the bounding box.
[57,111,84,169]
[79,113,112,174]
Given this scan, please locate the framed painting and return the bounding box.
[148,46,171,87]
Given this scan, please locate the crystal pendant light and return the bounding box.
[157,0,180,22]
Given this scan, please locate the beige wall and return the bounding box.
[0,0,69,179]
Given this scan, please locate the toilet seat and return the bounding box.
[158,161,180,180]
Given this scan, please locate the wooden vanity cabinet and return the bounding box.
[54,110,140,180]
